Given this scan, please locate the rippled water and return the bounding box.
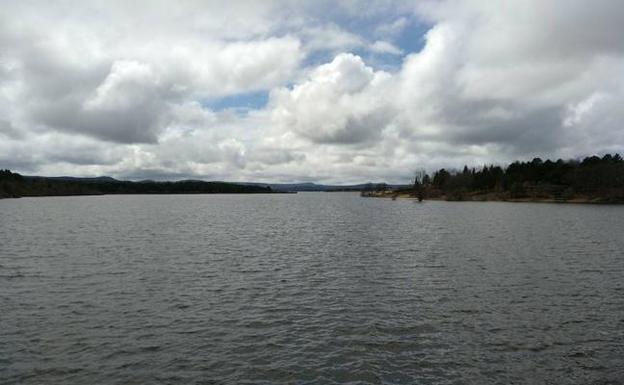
[1,193,624,384]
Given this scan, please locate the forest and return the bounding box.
[0,170,273,198]
[410,154,624,202]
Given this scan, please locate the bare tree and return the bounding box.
[414,169,427,201]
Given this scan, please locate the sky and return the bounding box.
[1,0,624,184]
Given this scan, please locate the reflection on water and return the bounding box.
[1,193,623,384]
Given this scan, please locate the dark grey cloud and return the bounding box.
[46,147,121,166]
[446,107,564,153]
[0,120,22,139]
[0,157,39,173]
[312,110,393,145]
[31,88,169,144]
[249,149,306,166]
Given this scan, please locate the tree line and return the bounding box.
[413,154,624,202]
[0,170,273,198]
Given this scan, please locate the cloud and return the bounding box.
[39,60,168,144]
[170,37,303,97]
[270,53,394,144]
[0,120,21,139]
[0,5,303,144]
[369,41,404,55]
[388,1,624,163]
[375,17,409,38]
[300,25,365,53]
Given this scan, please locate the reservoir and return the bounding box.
[1,193,623,384]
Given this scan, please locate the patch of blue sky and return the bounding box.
[393,18,430,55]
[299,13,430,71]
[201,90,270,112]
[301,49,342,68]
[299,41,404,72]
[327,10,430,49]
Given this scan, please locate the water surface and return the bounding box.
[1,193,623,384]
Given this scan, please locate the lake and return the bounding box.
[1,193,623,384]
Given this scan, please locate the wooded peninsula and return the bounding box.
[365,154,624,203]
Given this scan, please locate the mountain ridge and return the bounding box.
[22,175,409,192]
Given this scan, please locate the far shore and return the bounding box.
[0,191,291,200]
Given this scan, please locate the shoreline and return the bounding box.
[360,191,624,204]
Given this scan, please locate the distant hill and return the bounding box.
[0,170,274,198]
[25,176,120,183]
[239,182,410,192]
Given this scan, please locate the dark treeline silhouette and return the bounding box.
[410,154,624,202]
[0,170,273,198]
